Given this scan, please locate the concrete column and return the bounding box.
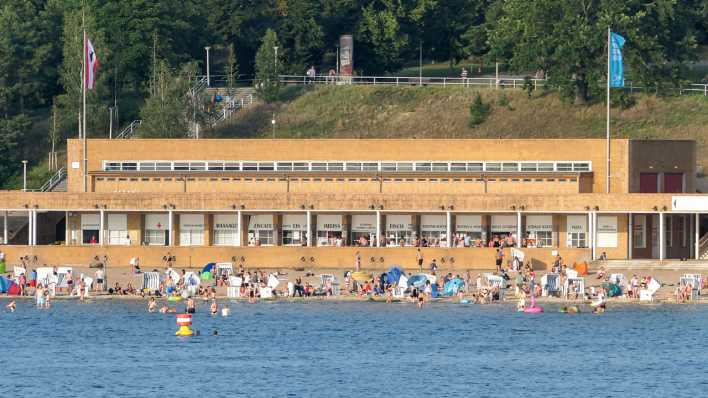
[65,211,69,246]
[696,213,700,260]
[659,212,664,261]
[306,210,312,247]
[446,211,452,248]
[27,210,32,245]
[3,210,7,245]
[168,210,173,246]
[589,212,596,260]
[99,209,105,246]
[516,211,522,248]
[236,210,242,247]
[628,213,633,259]
[375,210,381,248]
[32,210,38,246]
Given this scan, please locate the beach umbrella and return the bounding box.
[385,266,404,285]
[407,274,428,288]
[201,263,215,273]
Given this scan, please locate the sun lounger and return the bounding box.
[640,277,661,302]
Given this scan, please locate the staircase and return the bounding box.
[39,167,66,192]
[590,259,708,271]
[699,234,708,260]
[115,120,142,139]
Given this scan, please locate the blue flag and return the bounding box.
[609,32,626,88]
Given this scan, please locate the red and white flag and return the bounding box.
[84,37,99,90]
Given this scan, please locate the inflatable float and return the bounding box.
[168,295,182,302]
[523,295,544,313]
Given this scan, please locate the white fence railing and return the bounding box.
[279,74,545,89]
[115,120,142,139]
[279,74,708,96]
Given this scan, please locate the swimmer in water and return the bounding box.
[221,305,231,317]
[417,295,424,309]
[159,305,175,314]
[186,297,196,314]
[210,299,218,315]
[148,297,157,313]
[6,300,16,312]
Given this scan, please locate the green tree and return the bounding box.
[488,0,699,104]
[280,0,325,73]
[225,43,239,99]
[0,114,30,184]
[355,1,409,74]
[255,29,281,102]
[138,61,196,138]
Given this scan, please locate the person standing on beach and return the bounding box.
[416,249,424,272]
[95,268,104,292]
[495,249,504,272]
[355,251,361,272]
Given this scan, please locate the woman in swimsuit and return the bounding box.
[210,299,218,315]
[148,297,157,312]
[186,298,196,314]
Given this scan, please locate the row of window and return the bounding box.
[103,160,592,173]
[95,177,578,183]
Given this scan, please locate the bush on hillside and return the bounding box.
[468,93,491,127]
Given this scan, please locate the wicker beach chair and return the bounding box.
[564,277,585,300]
[142,271,160,292]
[542,273,561,297]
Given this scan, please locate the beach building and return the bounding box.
[0,138,707,269]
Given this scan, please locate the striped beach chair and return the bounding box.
[565,277,585,300]
[142,272,160,292]
[542,273,561,297]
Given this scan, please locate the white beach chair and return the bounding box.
[484,274,506,300]
[227,276,242,298]
[682,274,702,295]
[609,273,625,285]
[565,277,585,300]
[142,272,161,292]
[216,262,234,278]
[320,274,340,296]
[679,277,699,301]
[641,277,661,302]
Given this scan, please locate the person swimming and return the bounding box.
[6,300,16,312]
[221,305,231,317]
[210,299,218,315]
[148,297,157,313]
[186,297,196,314]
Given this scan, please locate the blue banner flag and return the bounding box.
[609,32,626,88]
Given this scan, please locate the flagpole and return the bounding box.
[82,11,88,193]
[606,27,611,194]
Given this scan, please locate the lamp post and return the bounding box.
[205,46,211,87]
[336,44,340,75]
[271,113,276,139]
[273,46,279,80]
[108,106,113,139]
[22,160,28,192]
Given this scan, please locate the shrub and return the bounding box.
[468,93,490,127]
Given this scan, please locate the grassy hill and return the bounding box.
[210,85,708,173]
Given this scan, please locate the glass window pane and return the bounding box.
[557,163,573,171]
[432,162,448,171]
[450,163,466,172]
[293,162,308,171]
[362,162,378,171]
[502,162,518,172]
[381,162,397,172]
[485,163,501,171]
[277,162,293,171]
[538,163,554,172]
[174,162,189,171]
[243,162,258,171]
[573,163,590,171]
[122,162,137,171]
[327,162,343,171]
[139,162,155,171]
[521,163,537,171]
[224,162,240,171]
[190,162,206,171]
[105,162,121,171]
[467,163,483,171]
[155,162,172,171]
[208,162,224,171]
[311,162,327,171]
[397,162,413,171]
[415,162,431,171]
[345,162,362,171]
[258,162,274,171]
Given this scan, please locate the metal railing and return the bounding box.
[279,74,546,89]
[210,92,254,126]
[699,233,708,259]
[280,74,708,96]
[39,167,66,192]
[115,120,142,139]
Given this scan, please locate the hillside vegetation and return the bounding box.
[210,85,708,173]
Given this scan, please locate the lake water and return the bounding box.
[2,298,707,397]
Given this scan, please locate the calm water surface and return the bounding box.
[2,298,707,397]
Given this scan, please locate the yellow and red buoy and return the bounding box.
[175,313,194,336]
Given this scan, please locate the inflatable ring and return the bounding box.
[168,296,182,302]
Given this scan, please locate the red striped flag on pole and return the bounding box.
[85,37,99,90]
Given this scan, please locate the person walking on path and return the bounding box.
[355,251,361,272]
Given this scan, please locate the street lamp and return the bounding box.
[273,46,278,76]
[336,44,340,75]
[22,160,28,192]
[271,113,276,139]
[205,46,211,87]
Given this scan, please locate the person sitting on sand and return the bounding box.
[148,297,157,312]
